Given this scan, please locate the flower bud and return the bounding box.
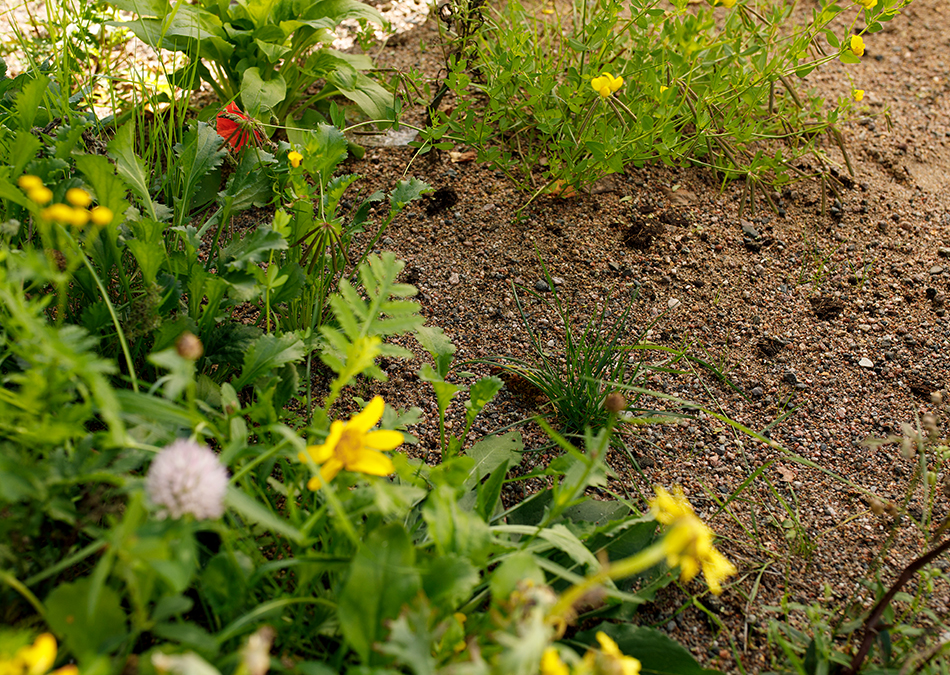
[869,497,884,516]
[175,331,204,360]
[605,392,627,413]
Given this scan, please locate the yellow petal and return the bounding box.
[596,632,621,657]
[364,429,404,451]
[541,648,570,675]
[303,422,344,463]
[24,634,57,675]
[347,449,395,477]
[611,75,623,92]
[349,396,385,433]
[307,458,344,490]
[701,547,737,595]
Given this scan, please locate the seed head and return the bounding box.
[175,332,204,361]
[605,392,627,414]
[146,439,229,520]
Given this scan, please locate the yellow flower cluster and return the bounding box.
[650,486,737,594]
[541,633,641,675]
[299,396,403,490]
[18,176,113,228]
[853,89,865,102]
[591,73,623,98]
[0,633,76,675]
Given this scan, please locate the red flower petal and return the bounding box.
[216,102,251,150]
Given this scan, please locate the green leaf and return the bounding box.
[109,123,170,221]
[240,67,287,117]
[174,122,228,224]
[489,551,544,602]
[219,226,288,272]
[224,487,305,543]
[578,624,725,675]
[463,431,523,490]
[420,554,480,607]
[338,524,422,662]
[299,123,349,181]
[14,73,49,131]
[148,347,196,401]
[465,376,503,425]
[423,485,492,564]
[375,599,439,675]
[73,153,132,231]
[475,458,508,521]
[45,578,128,659]
[415,325,456,379]
[232,333,305,390]
[126,217,167,284]
[389,177,433,214]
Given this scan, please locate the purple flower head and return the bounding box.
[146,439,229,520]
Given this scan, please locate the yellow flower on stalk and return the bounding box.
[298,396,403,489]
[27,186,53,205]
[659,85,669,93]
[853,89,865,101]
[650,486,737,594]
[709,0,737,7]
[65,188,92,208]
[0,633,76,675]
[68,208,90,229]
[17,175,43,192]
[90,206,113,226]
[541,648,570,675]
[591,72,623,98]
[856,0,876,8]
[849,35,865,56]
[288,151,303,168]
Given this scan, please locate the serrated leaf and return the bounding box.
[219,226,288,272]
[415,325,456,378]
[109,122,170,221]
[233,333,305,389]
[389,177,433,213]
[174,122,228,224]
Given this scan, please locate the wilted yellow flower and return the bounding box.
[298,396,403,489]
[650,486,737,594]
[288,151,303,168]
[850,35,865,56]
[853,89,865,101]
[65,188,92,208]
[90,206,113,226]
[27,186,53,205]
[591,72,623,98]
[17,175,43,192]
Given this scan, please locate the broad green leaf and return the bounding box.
[475,458,508,521]
[420,554,480,607]
[465,376,503,425]
[463,431,523,490]
[240,67,287,117]
[45,579,128,659]
[232,333,305,389]
[338,524,421,662]
[74,153,132,232]
[328,71,394,122]
[423,485,492,564]
[219,226,288,272]
[579,624,724,675]
[300,123,348,181]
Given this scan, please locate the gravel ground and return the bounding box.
[4,0,950,670]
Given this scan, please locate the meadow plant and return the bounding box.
[422,0,913,203]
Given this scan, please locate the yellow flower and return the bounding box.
[710,0,737,7]
[541,648,570,675]
[90,206,113,226]
[288,151,303,168]
[65,188,92,208]
[40,204,74,224]
[298,396,403,489]
[595,632,641,675]
[18,175,43,191]
[850,35,865,56]
[0,633,58,675]
[27,186,53,205]
[659,85,669,93]
[591,72,623,98]
[69,208,90,229]
[857,0,876,8]
[650,486,737,595]
[853,89,865,101]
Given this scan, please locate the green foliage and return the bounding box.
[109,0,395,124]
[423,0,912,200]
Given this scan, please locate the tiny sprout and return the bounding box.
[605,392,627,413]
[176,331,204,360]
